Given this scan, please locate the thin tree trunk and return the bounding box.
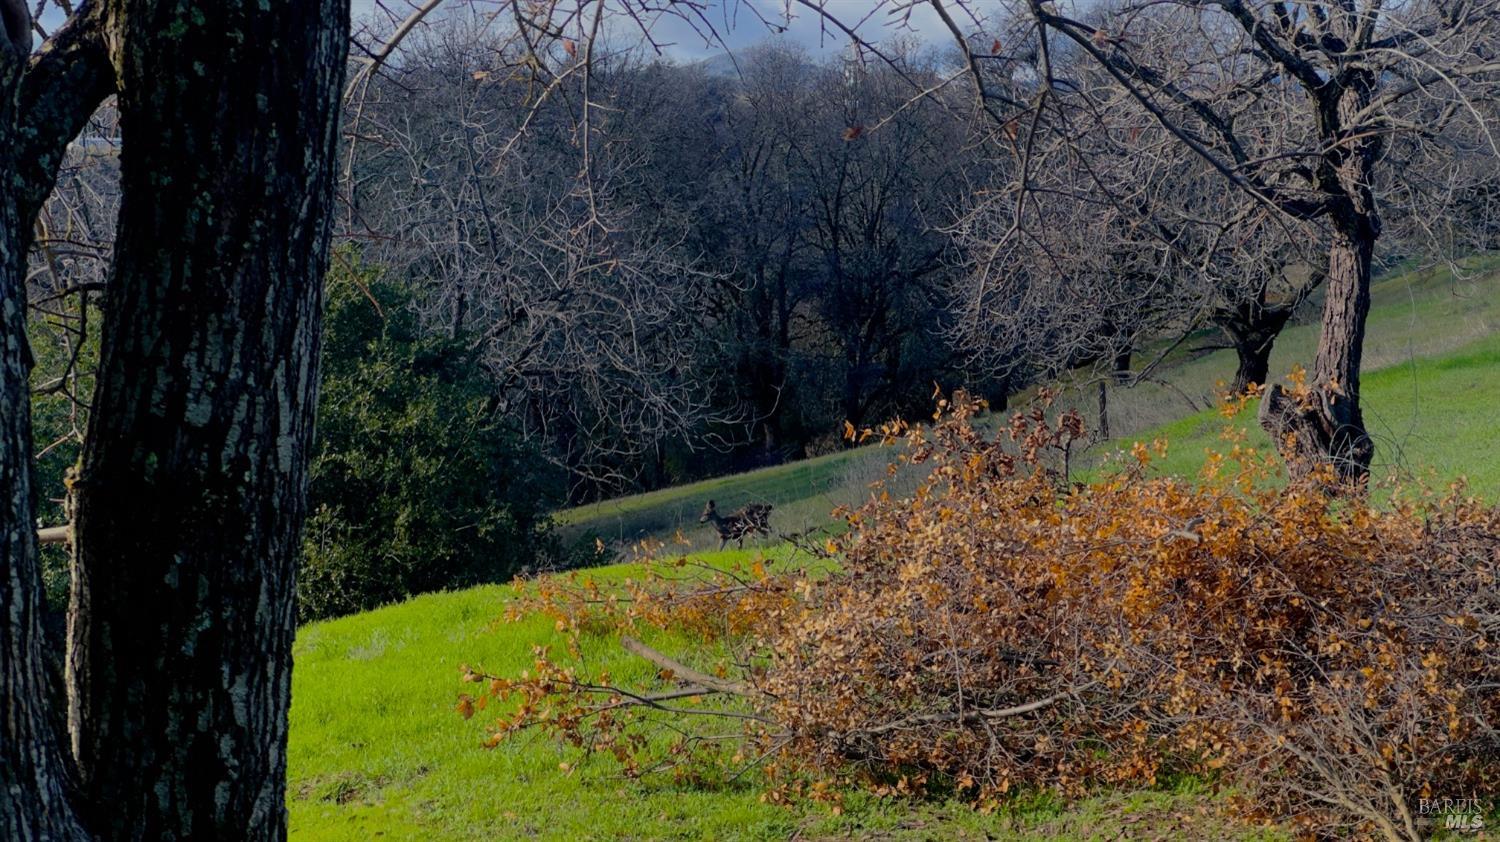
[1096,378,1110,441]
[1,14,107,838]
[0,153,92,842]
[842,347,866,441]
[741,341,785,460]
[63,2,347,839]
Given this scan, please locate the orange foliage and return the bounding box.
[468,394,1499,840]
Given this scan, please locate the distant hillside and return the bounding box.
[691,51,742,78]
[558,256,1500,553]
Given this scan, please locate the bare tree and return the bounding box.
[327,0,1500,499]
[341,9,752,496]
[987,0,1500,483]
[26,106,118,529]
[340,8,997,483]
[800,47,970,432]
[695,45,818,460]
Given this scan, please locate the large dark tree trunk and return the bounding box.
[1312,221,1374,415]
[0,144,92,842]
[1259,221,1376,486]
[1230,331,1274,395]
[65,2,346,838]
[2,2,346,840]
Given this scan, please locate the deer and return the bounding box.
[698,499,772,550]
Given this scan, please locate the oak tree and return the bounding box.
[1009,0,1500,483]
[1,0,346,838]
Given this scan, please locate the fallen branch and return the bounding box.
[38,524,70,545]
[558,679,773,724]
[847,690,1077,738]
[620,635,752,697]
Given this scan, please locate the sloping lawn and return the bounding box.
[288,260,1500,840]
[553,444,882,554]
[287,547,1280,841]
[1043,257,1500,460]
[1139,331,1500,500]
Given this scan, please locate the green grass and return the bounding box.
[553,443,909,557]
[288,257,1500,839]
[288,576,788,841]
[1139,331,1500,498]
[288,549,1280,841]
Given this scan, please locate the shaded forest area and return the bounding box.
[32,10,1500,526]
[25,5,1500,620]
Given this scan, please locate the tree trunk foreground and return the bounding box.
[2,2,347,839]
[2,14,101,839]
[1,124,92,842]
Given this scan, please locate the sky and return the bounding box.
[35,0,965,64]
[350,0,960,62]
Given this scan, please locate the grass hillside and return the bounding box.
[288,548,1280,841]
[289,257,1499,840]
[1149,330,1500,494]
[1072,254,1500,465]
[562,257,1500,554]
[553,444,884,554]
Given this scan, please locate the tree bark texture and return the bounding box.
[0,114,92,842]
[65,2,347,839]
[2,2,346,840]
[1219,301,1294,395]
[1259,72,1380,485]
[1,15,106,841]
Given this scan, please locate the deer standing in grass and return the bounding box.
[699,500,772,549]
